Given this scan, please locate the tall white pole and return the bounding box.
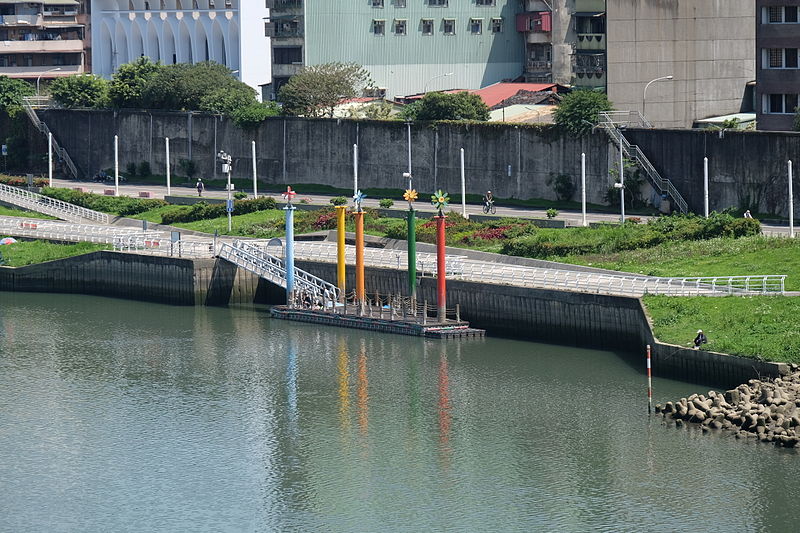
[47,131,52,187]
[619,145,625,223]
[353,143,358,196]
[703,156,709,218]
[165,137,171,196]
[460,148,466,218]
[407,122,412,175]
[581,152,587,227]
[114,134,119,197]
[251,140,257,198]
[790,160,795,238]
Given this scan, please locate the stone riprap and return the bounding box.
[656,366,800,448]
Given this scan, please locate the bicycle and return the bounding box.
[482,200,496,215]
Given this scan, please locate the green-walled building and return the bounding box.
[267,0,525,99]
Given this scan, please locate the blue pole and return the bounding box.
[285,205,295,305]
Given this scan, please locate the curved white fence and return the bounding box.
[0,183,109,224]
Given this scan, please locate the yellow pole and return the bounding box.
[354,210,365,303]
[336,205,347,301]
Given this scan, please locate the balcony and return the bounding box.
[0,14,43,26]
[574,0,605,12]
[0,39,83,53]
[526,60,552,74]
[271,63,303,77]
[266,0,302,11]
[574,71,606,88]
[0,64,83,78]
[576,33,605,50]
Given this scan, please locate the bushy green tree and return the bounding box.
[108,57,163,108]
[231,102,281,130]
[278,62,372,117]
[553,89,613,135]
[406,91,490,121]
[142,61,256,111]
[49,74,109,108]
[0,76,34,114]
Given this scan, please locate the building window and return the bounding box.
[470,18,482,34]
[372,19,385,35]
[476,0,495,5]
[764,6,799,23]
[443,18,455,35]
[491,17,503,33]
[764,48,799,69]
[765,93,799,114]
[274,47,302,64]
[429,0,448,6]
[422,19,434,35]
[394,0,406,7]
[372,0,384,7]
[394,19,407,35]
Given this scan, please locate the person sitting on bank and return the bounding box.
[693,329,708,349]
[743,210,753,219]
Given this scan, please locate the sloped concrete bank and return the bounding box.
[0,251,786,388]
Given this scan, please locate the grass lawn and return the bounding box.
[560,236,800,291]
[169,209,287,237]
[0,206,56,219]
[0,241,109,267]
[643,295,800,364]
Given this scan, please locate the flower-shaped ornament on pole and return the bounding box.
[431,189,449,216]
[282,185,297,208]
[403,189,418,209]
[353,189,366,212]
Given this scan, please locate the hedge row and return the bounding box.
[41,187,167,216]
[501,213,761,258]
[0,174,48,188]
[160,196,277,224]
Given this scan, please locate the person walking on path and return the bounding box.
[196,178,204,197]
[693,329,708,349]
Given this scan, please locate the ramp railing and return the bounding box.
[0,183,109,223]
[21,96,79,180]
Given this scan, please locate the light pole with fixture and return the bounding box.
[218,150,233,231]
[36,67,62,97]
[423,72,454,94]
[642,75,673,123]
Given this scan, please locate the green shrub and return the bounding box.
[40,187,167,216]
[125,162,137,177]
[233,191,248,200]
[379,198,394,208]
[138,161,151,177]
[160,195,277,224]
[547,174,575,202]
[546,208,558,219]
[178,158,198,180]
[330,196,348,206]
[0,174,47,188]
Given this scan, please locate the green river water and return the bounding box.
[1,293,798,532]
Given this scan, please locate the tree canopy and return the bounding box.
[50,74,108,109]
[0,76,34,114]
[553,89,613,135]
[402,91,490,121]
[278,62,372,117]
[108,56,162,109]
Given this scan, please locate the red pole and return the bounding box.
[647,344,652,413]
[436,214,446,322]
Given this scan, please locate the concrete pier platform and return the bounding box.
[270,306,485,339]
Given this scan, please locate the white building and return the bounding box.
[91,0,270,98]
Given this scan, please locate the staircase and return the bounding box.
[597,111,688,214]
[0,182,110,223]
[21,96,80,180]
[219,239,340,301]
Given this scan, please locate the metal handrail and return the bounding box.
[21,96,79,180]
[0,183,110,223]
[598,111,688,214]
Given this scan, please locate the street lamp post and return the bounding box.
[36,67,62,97]
[218,150,233,232]
[642,75,673,122]
[423,72,454,94]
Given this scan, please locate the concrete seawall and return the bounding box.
[0,252,785,387]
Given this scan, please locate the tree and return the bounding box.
[50,74,109,108]
[108,57,163,108]
[278,62,372,117]
[231,102,281,130]
[0,76,34,114]
[406,91,490,121]
[553,89,613,135]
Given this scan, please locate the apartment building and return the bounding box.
[756,1,800,131]
[0,0,90,81]
[517,0,755,128]
[266,0,524,99]
[91,1,270,98]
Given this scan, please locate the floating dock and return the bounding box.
[270,306,485,339]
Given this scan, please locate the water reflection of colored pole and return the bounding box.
[338,340,350,429]
[357,345,368,435]
[354,210,365,303]
[438,346,452,455]
[336,205,347,301]
[408,208,416,299]
[285,205,295,305]
[435,214,447,322]
[287,337,298,432]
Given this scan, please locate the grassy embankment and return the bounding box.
[0,206,56,219]
[0,241,109,267]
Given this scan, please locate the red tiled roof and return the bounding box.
[470,82,557,108]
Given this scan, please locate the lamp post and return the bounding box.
[218,150,233,232]
[642,75,673,123]
[36,67,61,97]
[423,72,454,94]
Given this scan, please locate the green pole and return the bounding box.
[407,208,416,299]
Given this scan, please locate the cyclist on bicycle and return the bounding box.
[483,190,493,207]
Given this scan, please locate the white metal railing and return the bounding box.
[0,182,109,223]
[220,240,340,301]
[113,235,214,258]
[598,111,688,214]
[21,96,79,180]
